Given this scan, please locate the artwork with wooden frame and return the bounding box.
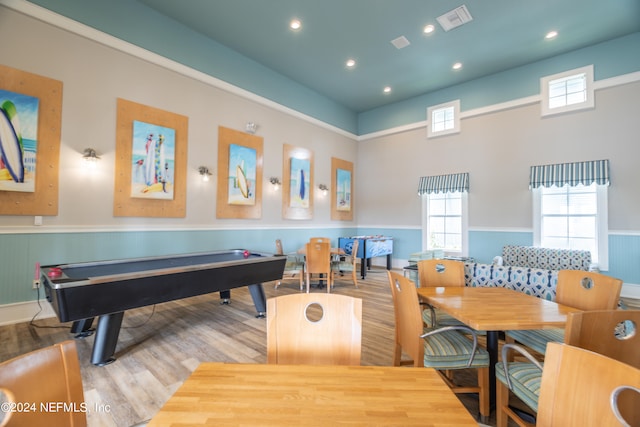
[283,144,313,220]
[331,157,353,221]
[114,98,187,217]
[216,126,263,219]
[0,65,62,215]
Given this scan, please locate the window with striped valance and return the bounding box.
[529,159,609,189]
[417,172,469,195]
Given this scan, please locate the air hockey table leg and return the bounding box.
[248,283,267,318]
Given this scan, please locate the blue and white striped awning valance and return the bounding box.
[529,159,609,189]
[418,173,469,195]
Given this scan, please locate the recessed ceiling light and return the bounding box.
[346,59,356,68]
[423,24,435,34]
[383,86,392,94]
[290,19,301,30]
[545,30,558,40]
[452,62,463,70]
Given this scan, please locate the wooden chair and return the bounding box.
[304,241,333,293]
[496,309,640,427]
[387,270,490,419]
[505,270,623,355]
[0,388,14,427]
[536,343,640,427]
[0,340,87,427]
[274,238,304,291]
[266,293,362,365]
[332,238,359,288]
[309,236,331,244]
[417,259,467,328]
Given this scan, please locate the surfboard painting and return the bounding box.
[0,90,39,193]
[130,120,176,200]
[336,168,351,211]
[289,157,310,208]
[228,143,256,205]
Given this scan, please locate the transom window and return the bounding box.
[427,100,460,138]
[541,65,594,116]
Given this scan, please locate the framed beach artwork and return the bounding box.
[331,157,353,221]
[114,98,187,218]
[216,126,263,219]
[0,90,38,193]
[283,144,313,220]
[0,65,61,216]
[130,120,176,200]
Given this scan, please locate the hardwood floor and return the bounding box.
[0,268,517,426]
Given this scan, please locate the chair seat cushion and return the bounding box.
[505,329,564,355]
[422,308,465,327]
[422,329,489,370]
[495,362,543,411]
[422,308,486,335]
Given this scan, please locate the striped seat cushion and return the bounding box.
[495,362,543,411]
[422,308,465,327]
[505,329,564,355]
[422,329,489,370]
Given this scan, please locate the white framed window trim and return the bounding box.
[421,191,469,257]
[532,183,608,270]
[540,65,594,117]
[427,99,461,138]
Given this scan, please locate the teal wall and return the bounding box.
[2,227,638,305]
[0,228,356,304]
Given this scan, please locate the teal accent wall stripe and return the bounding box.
[609,234,640,285]
[2,228,638,305]
[0,228,356,305]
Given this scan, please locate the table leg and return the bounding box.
[360,257,366,279]
[486,330,499,408]
[91,312,124,366]
[248,283,266,318]
[71,317,95,338]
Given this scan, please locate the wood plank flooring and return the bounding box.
[0,268,518,426]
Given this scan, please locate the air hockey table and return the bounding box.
[39,249,286,366]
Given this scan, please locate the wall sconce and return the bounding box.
[318,184,329,195]
[245,122,258,134]
[269,177,281,189]
[198,166,212,182]
[82,148,100,169]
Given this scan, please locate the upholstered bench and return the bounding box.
[463,246,592,301]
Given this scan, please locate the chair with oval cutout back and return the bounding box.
[504,269,623,356]
[304,241,334,293]
[496,309,640,427]
[332,238,359,288]
[417,259,469,329]
[535,342,640,427]
[274,238,304,291]
[387,270,490,420]
[266,293,362,365]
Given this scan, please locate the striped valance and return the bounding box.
[529,159,609,189]
[418,173,469,195]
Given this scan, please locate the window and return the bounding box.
[427,100,460,138]
[418,173,469,255]
[541,65,594,116]
[530,160,609,270]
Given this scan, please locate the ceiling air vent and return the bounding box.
[390,36,410,49]
[437,5,473,32]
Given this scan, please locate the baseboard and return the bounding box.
[0,299,57,326]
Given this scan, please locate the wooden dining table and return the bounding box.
[416,286,580,407]
[147,363,479,426]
